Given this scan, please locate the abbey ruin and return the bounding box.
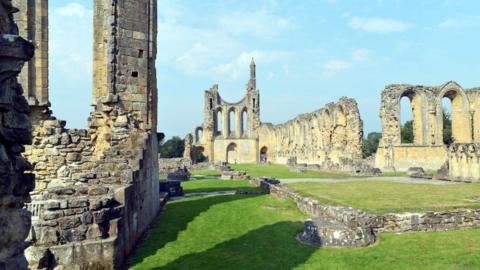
[1,1,480,269]
[184,61,367,173]
[375,81,480,181]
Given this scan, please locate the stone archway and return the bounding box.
[260,146,268,163]
[226,143,238,164]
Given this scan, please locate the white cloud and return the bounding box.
[350,17,412,33]
[218,10,295,39]
[322,60,353,76]
[212,50,292,80]
[322,48,373,76]
[54,3,90,18]
[438,19,462,28]
[351,48,372,62]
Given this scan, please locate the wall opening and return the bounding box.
[400,96,414,143]
[228,109,235,136]
[241,109,247,136]
[441,97,453,145]
[226,143,238,164]
[209,98,213,110]
[260,146,268,163]
[195,127,203,143]
[194,146,206,163]
[440,89,471,144]
[215,109,223,136]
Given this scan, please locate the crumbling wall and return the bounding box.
[376,81,479,171]
[186,59,260,164]
[258,97,364,172]
[444,143,480,182]
[18,0,160,269]
[0,1,35,269]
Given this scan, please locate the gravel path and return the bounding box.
[278,176,459,185]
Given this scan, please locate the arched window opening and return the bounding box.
[215,110,223,135]
[195,128,203,143]
[228,110,235,136]
[209,98,213,110]
[400,96,414,143]
[442,97,453,145]
[193,146,206,163]
[253,98,256,108]
[241,109,248,136]
[260,146,268,163]
[226,143,238,164]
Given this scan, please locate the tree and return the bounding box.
[363,132,382,158]
[443,110,453,145]
[159,136,185,158]
[401,120,413,143]
[400,109,452,145]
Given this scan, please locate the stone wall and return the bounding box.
[443,143,480,182]
[0,1,36,269]
[376,81,480,171]
[253,178,480,247]
[17,1,161,269]
[185,59,260,164]
[258,97,365,172]
[159,158,192,179]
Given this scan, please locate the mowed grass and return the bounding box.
[130,193,480,270]
[231,163,351,179]
[287,180,480,214]
[182,179,262,194]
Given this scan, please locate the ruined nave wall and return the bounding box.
[258,97,363,171]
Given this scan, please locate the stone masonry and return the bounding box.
[0,1,36,269]
[185,62,367,172]
[185,59,260,164]
[375,81,480,172]
[259,97,364,172]
[12,1,161,269]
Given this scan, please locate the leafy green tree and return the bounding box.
[443,110,453,145]
[159,136,185,158]
[401,120,414,143]
[400,109,452,145]
[363,132,382,158]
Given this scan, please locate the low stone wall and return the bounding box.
[250,178,375,247]
[159,158,192,179]
[251,178,480,248]
[373,210,480,233]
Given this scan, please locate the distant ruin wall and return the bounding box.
[258,97,363,171]
[0,1,35,269]
[445,143,480,182]
[376,81,480,172]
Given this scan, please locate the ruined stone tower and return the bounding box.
[13,0,48,108]
[186,60,260,163]
[11,1,161,268]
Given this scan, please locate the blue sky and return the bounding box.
[48,0,480,138]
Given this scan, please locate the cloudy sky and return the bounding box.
[49,0,480,138]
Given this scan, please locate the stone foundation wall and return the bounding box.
[375,145,447,171]
[258,97,365,172]
[159,158,192,178]
[252,178,480,246]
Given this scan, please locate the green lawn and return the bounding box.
[130,193,480,270]
[182,179,262,194]
[287,180,480,214]
[230,163,351,179]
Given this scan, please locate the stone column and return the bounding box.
[0,1,36,269]
[12,0,49,106]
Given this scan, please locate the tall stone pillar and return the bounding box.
[0,1,36,269]
[12,0,49,107]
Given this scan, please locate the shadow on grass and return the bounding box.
[184,186,263,194]
[130,195,262,267]
[190,174,222,180]
[153,221,316,270]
